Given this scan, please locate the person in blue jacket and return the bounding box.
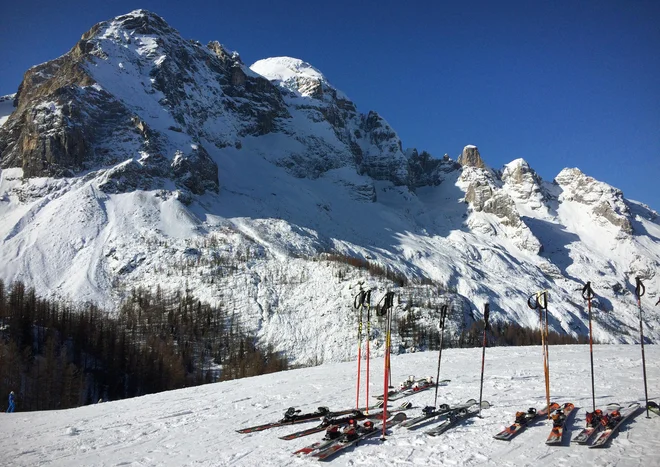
[7,391,15,413]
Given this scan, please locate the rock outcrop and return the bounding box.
[555,168,633,235]
[457,145,486,168]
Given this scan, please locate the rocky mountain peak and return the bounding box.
[501,158,547,209]
[555,167,633,234]
[250,56,341,101]
[457,145,486,168]
[108,10,174,36]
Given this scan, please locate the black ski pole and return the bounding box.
[353,288,368,410]
[478,303,490,417]
[635,277,650,418]
[377,291,395,441]
[433,304,449,409]
[582,281,596,413]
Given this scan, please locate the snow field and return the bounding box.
[0,344,658,466]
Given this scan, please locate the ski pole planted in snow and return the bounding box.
[581,281,597,413]
[478,303,490,417]
[528,290,551,418]
[377,291,395,441]
[433,303,449,410]
[364,290,372,413]
[635,277,650,418]
[354,289,364,410]
[353,287,371,411]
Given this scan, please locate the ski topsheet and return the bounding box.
[647,401,660,417]
[292,409,406,456]
[374,377,450,401]
[237,405,378,434]
[589,402,641,448]
[424,401,490,437]
[400,399,476,430]
[546,403,576,445]
[493,402,559,441]
[572,403,621,444]
[311,413,408,461]
[281,401,412,440]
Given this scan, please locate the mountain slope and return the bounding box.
[0,10,659,364]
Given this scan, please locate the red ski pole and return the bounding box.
[364,290,371,414]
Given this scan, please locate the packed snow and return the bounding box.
[1,344,658,466]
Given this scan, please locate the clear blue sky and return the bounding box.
[1,0,658,206]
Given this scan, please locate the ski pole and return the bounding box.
[528,291,551,417]
[581,281,596,412]
[354,289,365,410]
[541,291,550,403]
[433,304,449,409]
[478,303,490,417]
[364,290,372,414]
[377,291,395,441]
[635,277,650,418]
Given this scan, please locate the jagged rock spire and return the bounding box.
[458,145,485,169]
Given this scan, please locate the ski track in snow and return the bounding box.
[1,345,659,466]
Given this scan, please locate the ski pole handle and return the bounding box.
[354,289,372,309]
[635,277,645,299]
[527,295,539,310]
[377,291,395,317]
[582,282,595,301]
[439,304,448,328]
[354,290,363,310]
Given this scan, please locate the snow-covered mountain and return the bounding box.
[1,10,659,364]
[0,345,658,466]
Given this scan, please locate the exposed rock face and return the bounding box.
[406,149,460,188]
[457,145,486,168]
[459,158,542,253]
[250,57,409,186]
[0,10,300,195]
[555,168,633,235]
[501,158,547,210]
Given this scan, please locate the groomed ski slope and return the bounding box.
[1,345,658,466]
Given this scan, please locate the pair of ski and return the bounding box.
[574,402,641,448]
[494,402,575,444]
[400,398,479,430]
[294,412,408,461]
[425,400,491,436]
[237,403,383,434]
[280,401,412,440]
[375,378,451,401]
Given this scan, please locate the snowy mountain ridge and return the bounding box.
[1,10,660,365]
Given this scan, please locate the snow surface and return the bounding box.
[250,56,350,100]
[0,345,658,466]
